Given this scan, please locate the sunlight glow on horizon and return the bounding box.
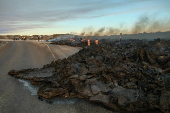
[0,0,170,35]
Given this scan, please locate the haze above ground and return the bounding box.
[0,0,170,35]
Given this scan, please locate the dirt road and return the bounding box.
[0,40,113,113]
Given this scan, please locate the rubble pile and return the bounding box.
[9,39,170,113]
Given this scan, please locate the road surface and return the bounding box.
[0,40,113,113]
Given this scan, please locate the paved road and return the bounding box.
[0,40,113,113]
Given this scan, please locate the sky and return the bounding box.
[0,0,170,35]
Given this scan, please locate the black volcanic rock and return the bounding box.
[8,39,170,113]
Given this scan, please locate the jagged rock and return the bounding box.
[91,85,101,94]
[95,81,108,92]
[112,80,119,87]
[118,95,128,106]
[86,78,97,84]
[157,56,168,63]
[8,70,19,75]
[78,66,88,75]
[162,75,170,90]
[88,65,103,74]
[89,93,110,104]
[155,68,163,73]
[38,87,65,98]
[79,75,87,80]
[126,82,137,89]
[147,93,160,108]
[95,55,104,61]
[137,81,147,87]
[112,86,144,102]
[160,91,170,113]
[68,74,79,79]
[82,84,93,96]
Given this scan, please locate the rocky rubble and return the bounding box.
[9,39,170,113]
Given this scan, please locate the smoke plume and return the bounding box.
[94,27,105,36]
[78,15,170,36]
[132,16,150,34]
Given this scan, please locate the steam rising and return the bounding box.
[79,15,170,36]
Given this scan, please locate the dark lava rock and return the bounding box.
[89,93,110,104]
[8,39,170,113]
[160,91,170,113]
[38,87,65,99]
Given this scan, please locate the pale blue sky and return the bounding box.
[0,0,170,35]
